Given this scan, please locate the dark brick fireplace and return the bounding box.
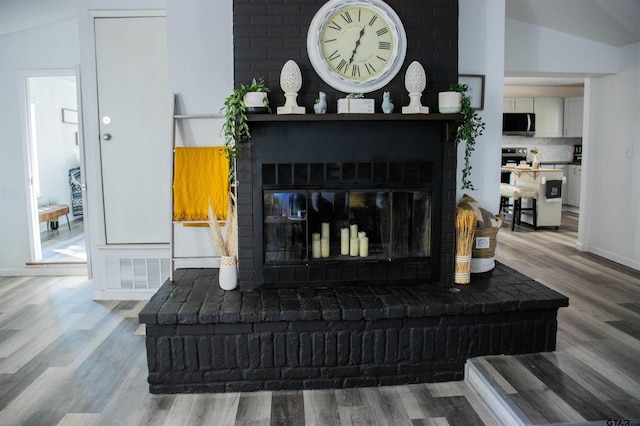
[139,0,569,394]
[236,114,461,290]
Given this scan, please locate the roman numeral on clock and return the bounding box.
[337,59,348,72]
[365,63,376,74]
[368,15,378,26]
[379,41,391,50]
[328,21,342,31]
[351,64,360,77]
[376,27,389,36]
[327,50,340,61]
[341,11,352,23]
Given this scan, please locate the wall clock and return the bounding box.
[307,0,407,93]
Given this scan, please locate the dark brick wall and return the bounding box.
[140,266,569,393]
[233,0,458,113]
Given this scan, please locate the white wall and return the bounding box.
[0,19,79,272]
[580,44,640,270]
[458,0,505,211]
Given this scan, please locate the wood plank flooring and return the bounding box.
[1,211,639,425]
[37,218,86,263]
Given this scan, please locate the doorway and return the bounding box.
[24,73,87,264]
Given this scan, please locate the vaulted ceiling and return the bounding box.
[505,0,640,48]
[2,0,640,48]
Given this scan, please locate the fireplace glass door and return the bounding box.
[263,190,431,264]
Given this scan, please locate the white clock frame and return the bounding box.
[307,0,407,94]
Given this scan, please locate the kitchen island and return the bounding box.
[501,166,565,228]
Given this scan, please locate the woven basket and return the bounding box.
[471,214,503,273]
[472,226,499,259]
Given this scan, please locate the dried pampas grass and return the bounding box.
[208,191,238,257]
[454,208,477,284]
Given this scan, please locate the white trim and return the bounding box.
[586,246,640,271]
[0,265,88,277]
[17,68,81,265]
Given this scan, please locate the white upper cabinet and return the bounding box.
[503,97,534,113]
[533,98,564,137]
[564,97,584,137]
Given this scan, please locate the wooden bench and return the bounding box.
[38,204,71,231]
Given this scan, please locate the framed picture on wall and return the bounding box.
[62,108,78,124]
[458,74,485,110]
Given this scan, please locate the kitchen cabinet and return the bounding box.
[565,165,582,207]
[533,98,564,137]
[564,97,584,137]
[503,97,534,113]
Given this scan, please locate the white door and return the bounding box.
[94,16,170,244]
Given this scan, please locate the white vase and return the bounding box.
[438,91,462,113]
[219,255,238,290]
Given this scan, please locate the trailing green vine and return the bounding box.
[221,78,270,182]
[450,83,485,190]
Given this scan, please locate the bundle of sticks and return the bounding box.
[454,208,477,284]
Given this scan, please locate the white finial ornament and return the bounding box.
[278,60,306,114]
[402,61,430,114]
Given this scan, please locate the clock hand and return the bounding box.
[348,26,366,65]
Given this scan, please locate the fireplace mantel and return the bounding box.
[247,113,464,142]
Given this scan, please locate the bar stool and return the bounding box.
[500,183,538,231]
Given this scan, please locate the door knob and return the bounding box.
[102,133,112,141]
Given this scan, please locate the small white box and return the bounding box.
[337,98,375,114]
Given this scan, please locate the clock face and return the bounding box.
[307,0,406,93]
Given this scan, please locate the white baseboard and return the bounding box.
[0,264,88,276]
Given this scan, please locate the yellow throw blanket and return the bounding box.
[173,147,229,222]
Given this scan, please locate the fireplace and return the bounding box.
[236,115,460,290]
[140,114,569,394]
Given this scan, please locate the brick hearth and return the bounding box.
[139,263,568,394]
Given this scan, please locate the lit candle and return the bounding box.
[350,237,359,256]
[340,228,349,255]
[359,237,369,257]
[321,222,330,240]
[350,224,358,239]
[312,239,321,258]
[321,238,330,257]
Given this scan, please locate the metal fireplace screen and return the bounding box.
[262,161,433,266]
[264,190,432,264]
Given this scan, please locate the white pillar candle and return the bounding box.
[312,232,320,240]
[350,224,358,239]
[312,239,321,258]
[321,238,330,258]
[350,237,359,256]
[321,222,330,240]
[359,237,369,257]
[340,228,349,255]
[358,231,366,239]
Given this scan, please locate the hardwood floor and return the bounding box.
[1,211,639,425]
[37,218,86,263]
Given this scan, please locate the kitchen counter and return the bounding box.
[501,167,564,228]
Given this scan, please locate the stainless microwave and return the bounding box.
[503,113,535,136]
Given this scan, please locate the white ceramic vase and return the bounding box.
[219,255,238,290]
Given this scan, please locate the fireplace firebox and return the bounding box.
[236,114,461,290]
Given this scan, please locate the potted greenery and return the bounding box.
[449,83,485,190]
[221,78,271,182]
